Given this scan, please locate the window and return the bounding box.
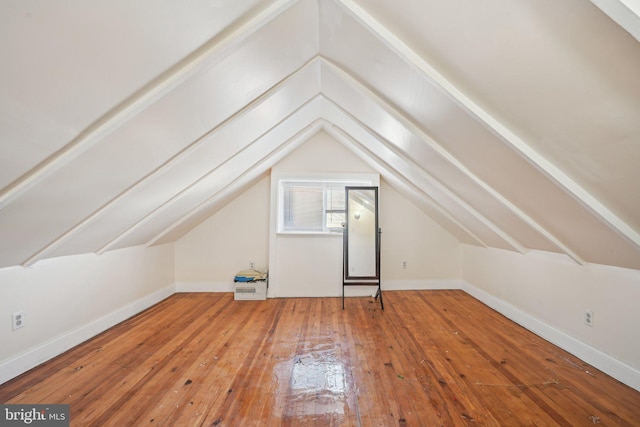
[278,178,372,234]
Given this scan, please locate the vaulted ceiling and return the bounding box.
[1,0,639,270]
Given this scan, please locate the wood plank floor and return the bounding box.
[1,290,639,426]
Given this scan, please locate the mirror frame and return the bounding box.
[344,186,379,281]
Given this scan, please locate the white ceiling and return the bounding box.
[1,0,639,269]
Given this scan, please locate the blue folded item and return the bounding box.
[234,269,268,282]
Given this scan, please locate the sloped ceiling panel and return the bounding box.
[591,0,640,41]
[0,0,270,189]
[325,126,484,247]
[338,0,640,253]
[319,61,560,255]
[1,0,639,271]
[328,130,487,247]
[109,98,326,251]
[319,0,640,269]
[320,100,520,252]
[0,0,318,267]
[47,61,322,259]
[152,119,328,246]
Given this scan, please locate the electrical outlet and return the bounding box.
[402,260,407,269]
[250,260,255,269]
[584,309,594,327]
[12,311,24,330]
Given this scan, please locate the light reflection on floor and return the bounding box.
[291,361,347,396]
[273,344,353,424]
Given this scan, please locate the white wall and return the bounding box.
[268,131,462,297]
[462,245,640,390]
[0,244,175,384]
[174,175,271,291]
[380,181,462,286]
[269,132,375,297]
[173,131,462,297]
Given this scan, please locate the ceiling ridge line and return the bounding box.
[145,120,326,248]
[318,58,587,263]
[321,100,523,252]
[335,0,637,255]
[98,98,325,255]
[19,56,322,267]
[0,0,300,213]
[322,120,487,247]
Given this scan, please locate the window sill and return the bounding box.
[276,230,344,237]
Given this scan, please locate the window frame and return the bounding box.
[276,174,378,235]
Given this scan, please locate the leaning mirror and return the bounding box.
[343,186,383,309]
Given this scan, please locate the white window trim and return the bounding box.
[276,173,379,236]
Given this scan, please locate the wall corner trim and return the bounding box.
[0,284,175,386]
[460,280,640,392]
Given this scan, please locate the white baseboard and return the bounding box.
[175,281,233,293]
[460,281,640,392]
[382,279,463,291]
[0,284,175,386]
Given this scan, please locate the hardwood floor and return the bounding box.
[1,290,638,426]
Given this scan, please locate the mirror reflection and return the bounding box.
[346,188,377,278]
